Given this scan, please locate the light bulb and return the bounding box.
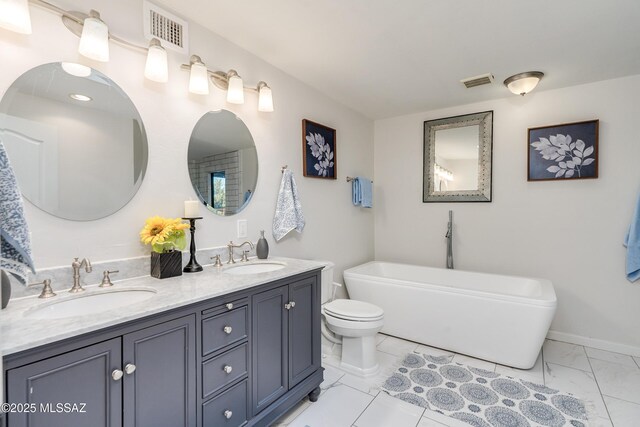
[188,56,209,95]
[226,70,244,104]
[0,0,32,34]
[144,38,168,83]
[78,10,109,62]
[257,81,274,112]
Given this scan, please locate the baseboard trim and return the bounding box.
[547,330,640,357]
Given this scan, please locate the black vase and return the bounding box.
[150,251,182,279]
[1,270,12,309]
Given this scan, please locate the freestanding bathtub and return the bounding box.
[343,261,557,369]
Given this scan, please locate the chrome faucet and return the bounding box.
[70,257,92,293]
[227,241,255,264]
[445,210,454,269]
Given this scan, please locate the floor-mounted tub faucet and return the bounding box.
[445,210,454,269]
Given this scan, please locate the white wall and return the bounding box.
[374,75,640,351]
[0,1,374,282]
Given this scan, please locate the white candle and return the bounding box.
[184,200,200,218]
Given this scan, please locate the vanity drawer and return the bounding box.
[203,342,248,399]
[202,306,248,356]
[202,379,248,427]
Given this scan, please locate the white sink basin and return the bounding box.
[25,288,157,320]
[224,261,287,275]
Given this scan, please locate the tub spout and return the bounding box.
[446,210,454,269]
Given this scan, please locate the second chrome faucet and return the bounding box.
[227,241,254,264]
[70,257,92,293]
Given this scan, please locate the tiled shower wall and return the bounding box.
[188,151,240,212]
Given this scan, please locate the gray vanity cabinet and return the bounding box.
[6,338,122,427]
[6,315,196,427]
[252,276,320,416]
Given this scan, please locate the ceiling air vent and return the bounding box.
[461,73,494,89]
[143,1,189,54]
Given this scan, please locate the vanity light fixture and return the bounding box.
[257,81,274,112]
[78,10,109,62]
[180,58,274,112]
[0,0,32,34]
[61,62,91,77]
[504,71,544,96]
[144,38,168,83]
[69,93,92,102]
[226,70,244,104]
[188,55,209,95]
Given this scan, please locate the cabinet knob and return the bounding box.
[223,325,233,334]
[223,365,233,374]
[224,410,233,419]
[285,301,296,310]
[226,303,233,310]
[124,364,136,375]
[291,301,296,308]
[112,369,124,381]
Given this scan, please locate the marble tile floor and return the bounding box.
[273,334,640,427]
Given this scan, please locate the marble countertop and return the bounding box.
[1,257,325,356]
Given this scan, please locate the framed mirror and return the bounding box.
[423,111,493,202]
[0,62,148,220]
[187,110,258,216]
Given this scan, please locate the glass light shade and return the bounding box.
[507,77,540,96]
[0,0,32,34]
[78,14,109,62]
[189,62,209,95]
[258,85,274,112]
[61,62,91,77]
[226,74,244,104]
[144,43,168,83]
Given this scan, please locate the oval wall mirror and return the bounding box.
[0,62,148,221]
[187,110,258,216]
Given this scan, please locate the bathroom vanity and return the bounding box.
[1,258,324,427]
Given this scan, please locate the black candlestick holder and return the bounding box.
[182,217,203,273]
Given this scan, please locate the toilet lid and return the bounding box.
[324,299,384,321]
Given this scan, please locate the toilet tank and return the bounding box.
[320,261,334,304]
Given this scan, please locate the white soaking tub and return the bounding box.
[343,261,557,369]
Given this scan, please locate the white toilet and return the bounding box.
[321,263,384,377]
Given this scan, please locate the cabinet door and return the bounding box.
[7,338,122,427]
[252,285,288,415]
[288,276,321,387]
[122,315,196,427]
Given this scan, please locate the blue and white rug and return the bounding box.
[382,352,589,427]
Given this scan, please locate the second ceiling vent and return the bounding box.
[460,73,494,89]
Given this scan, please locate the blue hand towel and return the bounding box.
[0,139,36,284]
[273,170,305,241]
[624,192,640,282]
[352,177,373,208]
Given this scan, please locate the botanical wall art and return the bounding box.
[302,119,336,179]
[528,120,599,181]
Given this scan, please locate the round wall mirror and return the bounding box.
[187,110,258,216]
[0,62,148,221]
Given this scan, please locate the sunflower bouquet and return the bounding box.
[140,216,189,253]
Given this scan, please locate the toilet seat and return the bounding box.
[323,299,384,322]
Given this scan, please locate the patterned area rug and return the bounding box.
[382,352,589,427]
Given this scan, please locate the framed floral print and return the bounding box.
[302,119,336,179]
[528,120,599,181]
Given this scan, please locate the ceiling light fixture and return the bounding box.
[69,93,92,102]
[188,55,209,95]
[257,81,274,112]
[61,62,91,77]
[78,10,109,62]
[504,71,544,96]
[0,0,32,34]
[144,38,168,83]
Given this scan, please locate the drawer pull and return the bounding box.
[224,409,233,419]
[223,325,233,334]
[124,364,136,375]
[111,369,124,381]
[223,365,233,374]
[226,303,233,310]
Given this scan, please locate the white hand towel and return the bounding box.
[272,170,305,241]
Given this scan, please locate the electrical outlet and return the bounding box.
[237,220,247,238]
